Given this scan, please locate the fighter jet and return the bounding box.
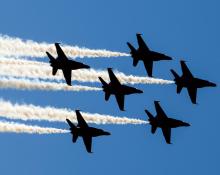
[145,101,190,144]
[46,43,90,86]
[98,68,143,111]
[66,110,110,153]
[127,33,172,77]
[171,60,216,104]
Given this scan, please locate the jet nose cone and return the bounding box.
[104,131,111,135]
[167,56,173,60]
[136,89,143,94]
[210,82,217,87]
[183,122,190,127]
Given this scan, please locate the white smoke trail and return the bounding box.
[0,58,174,84]
[0,35,129,58]
[0,121,68,134]
[0,99,148,125]
[0,77,102,91]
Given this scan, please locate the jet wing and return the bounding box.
[62,68,72,86]
[136,34,150,52]
[180,61,193,77]
[143,60,153,77]
[55,43,68,60]
[115,94,125,111]
[82,135,92,153]
[154,101,167,119]
[107,68,121,86]
[76,110,89,128]
[187,87,197,104]
[162,127,171,144]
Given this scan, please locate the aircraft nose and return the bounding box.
[136,89,143,94]
[210,82,217,87]
[183,122,190,127]
[104,131,111,135]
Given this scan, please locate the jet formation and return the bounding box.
[44,33,216,153]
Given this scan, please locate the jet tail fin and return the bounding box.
[171,69,183,94]
[127,42,139,66]
[145,109,154,120]
[66,119,78,143]
[170,69,180,80]
[46,52,58,75]
[145,110,157,134]
[98,77,111,101]
[46,52,55,63]
[99,77,108,87]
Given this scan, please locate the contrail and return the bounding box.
[0,120,68,134]
[0,58,174,84]
[0,99,148,125]
[0,77,102,91]
[0,35,129,58]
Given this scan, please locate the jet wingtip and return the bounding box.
[180,60,186,63]
[136,33,142,36]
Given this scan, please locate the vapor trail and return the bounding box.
[0,35,129,58]
[0,77,102,91]
[0,121,68,134]
[0,99,148,125]
[0,58,174,84]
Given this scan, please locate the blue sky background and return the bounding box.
[0,0,219,174]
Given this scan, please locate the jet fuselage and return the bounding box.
[176,76,216,89]
[71,127,110,137]
[149,117,190,129]
[105,83,143,96]
[51,59,90,71]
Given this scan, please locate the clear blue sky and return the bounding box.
[0,0,219,174]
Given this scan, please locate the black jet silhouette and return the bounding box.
[127,33,172,77]
[46,43,90,86]
[171,60,216,104]
[145,101,190,144]
[66,110,110,153]
[98,68,143,111]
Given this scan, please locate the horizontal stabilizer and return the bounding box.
[52,67,58,75]
[105,91,111,101]
[127,42,139,66]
